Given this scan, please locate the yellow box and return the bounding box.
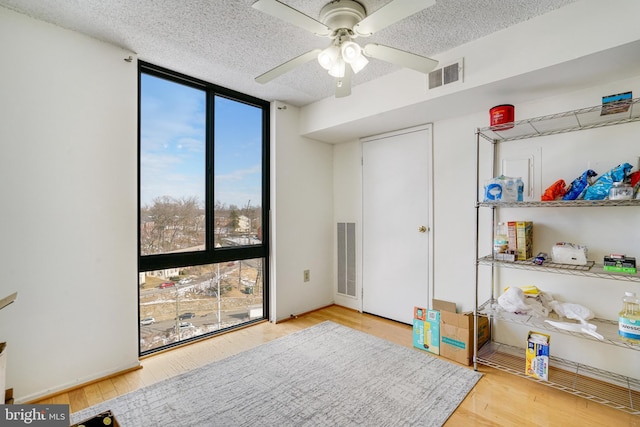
[516,221,533,261]
[526,331,550,380]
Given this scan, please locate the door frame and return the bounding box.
[359,123,435,317]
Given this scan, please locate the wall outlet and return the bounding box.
[303,269,310,282]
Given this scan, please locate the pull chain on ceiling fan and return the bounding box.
[252,0,438,98]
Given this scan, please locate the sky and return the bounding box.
[140,73,263,210]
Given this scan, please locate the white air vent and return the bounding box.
[337,222,356,297]
[428,58,463,90]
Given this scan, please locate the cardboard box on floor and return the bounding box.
[412,307,440,355]
[433,299,490,366]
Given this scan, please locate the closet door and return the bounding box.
[362,125,432,324]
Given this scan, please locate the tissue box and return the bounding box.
[526,331,550,381]
[551,242,588,265]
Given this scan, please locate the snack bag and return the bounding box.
[562,169,597,200]
[584,163,632,200]
[541,179,566,201]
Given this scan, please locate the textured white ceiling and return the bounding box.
[0,0,579,106]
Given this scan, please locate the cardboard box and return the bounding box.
[516,221,533,260]
[434,300,490,365]
[413,307,440,355]
[507,221,518,252]
[603,256,637,274]
[526,331,550,381]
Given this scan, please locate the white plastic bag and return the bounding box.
[551,242,588,265]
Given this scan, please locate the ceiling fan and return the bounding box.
[252,0,438,98]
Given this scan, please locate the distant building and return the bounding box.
[235,215,251,233]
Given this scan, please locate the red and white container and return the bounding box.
[490,104,515,130]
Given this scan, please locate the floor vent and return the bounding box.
[337,222,356,297]
[428,58,464,90]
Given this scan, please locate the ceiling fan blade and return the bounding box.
[252,0,331,36]
[363,44,438,74]
[255,49,322,84]
[335,67,352,98]
[354,0,435,36]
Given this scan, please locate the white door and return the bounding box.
[362,125,432,324]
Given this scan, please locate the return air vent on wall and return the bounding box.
[337,222,356,297]
[428,58,464,90]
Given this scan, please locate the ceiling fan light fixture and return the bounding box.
[328,58,346,78]
[341,41,362,63]
[252,0,439,98]
[341,40,368,74]
[318,45,340,71]
[348,54,368,74]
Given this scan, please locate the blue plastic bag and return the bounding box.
[562,169,597,200]
[583,163,633,200]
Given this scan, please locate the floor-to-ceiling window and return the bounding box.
[138,62,269,355]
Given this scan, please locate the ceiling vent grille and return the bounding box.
[428,58,464,90]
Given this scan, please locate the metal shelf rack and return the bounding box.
[478,298,640,350]
[478,199,640,208]
[477,97,640,142]
[473,98,640,415]
[477,341,640,415]
[477,255,640,283]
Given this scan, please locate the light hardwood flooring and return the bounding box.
[35,305,638,426]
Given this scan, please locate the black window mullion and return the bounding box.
[206,90,216,260]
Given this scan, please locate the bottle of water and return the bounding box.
[619,291,640,343]
[493,222,508,258]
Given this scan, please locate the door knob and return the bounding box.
[418,226,427,233]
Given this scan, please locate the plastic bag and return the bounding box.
[497,287,530,313]
[583,163,633,200]
[484,175,524,202]
[562,169,597,200]
[541,179,566,201]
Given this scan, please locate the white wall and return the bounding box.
[332,141,362,310]
[270,102,334,322]
[0,8,139,402]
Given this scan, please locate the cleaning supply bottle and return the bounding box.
[493,222,509,258]
[618,291,640,343]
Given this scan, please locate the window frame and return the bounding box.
[137,61,270,354]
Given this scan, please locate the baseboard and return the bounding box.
[24,362,142,404]
[275,303,336,323]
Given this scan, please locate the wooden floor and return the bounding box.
[35,305,638,426]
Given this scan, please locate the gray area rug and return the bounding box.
[71,321,482,426]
